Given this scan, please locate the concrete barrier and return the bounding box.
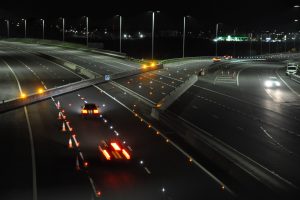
[0,58,163,113]
[0,78,106,113]
[157,110,298,197]
[33,52,99,78]
[151,74,198,119]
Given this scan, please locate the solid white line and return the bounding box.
[24,106,38,200]
[144,167,151,174]
[3,59,38,200]
[275,70,300,97]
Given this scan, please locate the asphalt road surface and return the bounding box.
[1,41,300,199]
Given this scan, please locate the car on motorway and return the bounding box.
[81,103,100,117]
[98,140,131,161]
[264,76,281,88]
[285,63,298,76]
[212,57,221,62]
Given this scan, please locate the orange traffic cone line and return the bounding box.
[68,138,73,149]
[62,122,66,132]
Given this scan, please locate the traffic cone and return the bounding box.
[62,122,66,132]
[58,112,62,120]
[76,156,80,171]
[66,121,73,131]
[57,101,60,109]
[68,138,73,149]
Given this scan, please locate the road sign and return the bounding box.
[105,75,110,81]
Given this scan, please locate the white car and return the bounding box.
[264,77,281,88]
[285,63,298,76]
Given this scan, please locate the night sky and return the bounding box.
[1,0,299,32]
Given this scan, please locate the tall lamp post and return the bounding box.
[85,16,89,46]
[151,11,159,60]
[61,17,65,42]
[5,20,9,37]
[182,15,190,58]
[249,33,252,57]
[233,29,236,57]
[215,23,222,56]
[40,19,45,39]
[22,19,27,38]
[116,15,122,53]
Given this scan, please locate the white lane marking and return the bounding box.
[144,167,151,174]
[79,152,85,161]
[88,176,99,197]
[127,146,133,151]
[24,107,38,200]
[3,59,38,200]
[275,70,300,97]
[176,114,297,190]
[260,126,294,155]
[92,84,236,195]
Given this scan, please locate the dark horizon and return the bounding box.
[1,0,299,32]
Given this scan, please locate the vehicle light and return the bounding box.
[122,149,131,160]
[275,82,281,86]
[96,191,101,197]
[102,150,111,160]
[93,109,99,114]
[82,109,88,114]
[264,81,272,87]
[84,161,88,168]
[111,142,121,151]
[150,62,156,67]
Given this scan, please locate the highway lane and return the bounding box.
[0,44,234,199]
[2,41,300,196]
[53,86,233,199]
[0,48,95,200]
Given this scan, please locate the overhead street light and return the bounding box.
[40,19,45,39]
[22,19,27,38]
[4,20,9,37]
[84,16,89,46]
[116,15,122,53]
[249,33,253,57]
[151,11,160,59]
[215,23,222,56]
[182,15,191,58]
[60,17,65,42]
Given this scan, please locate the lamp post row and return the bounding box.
[2,8,298,57]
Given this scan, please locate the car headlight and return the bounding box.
[275,82,281,86]
[264,81,272,87]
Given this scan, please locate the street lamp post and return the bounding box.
[22,19,27,38]
[62,17,65,42]
[119,15,122,53]
[268,33,271,54]
[260,34,263,55]
[233,29,236,57]
[151,11,159,60]
[40,19,45,39]
[5,20,9,37]
[249,33,252,57]
[183,16,186,58]
[86,16,89,46]
[215,23,220,56]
